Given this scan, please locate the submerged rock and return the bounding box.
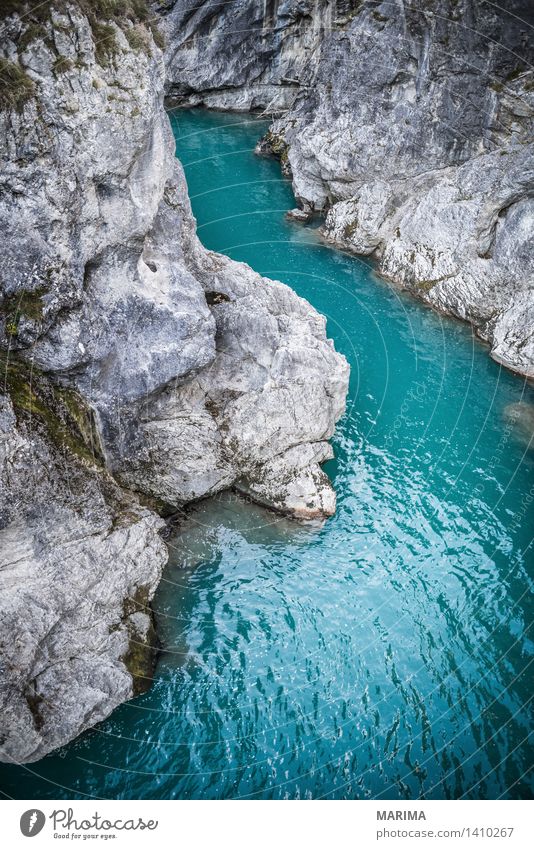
[0,2,348,760]
[503,402,534,448]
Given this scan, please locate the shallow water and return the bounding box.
[1,109,533,800]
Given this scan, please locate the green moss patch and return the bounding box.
[121,585,158,696]
[264,130,288,159]
[259,130,292,176]
[124,23,151,54]
[92,21,119,67]
[0,351,105,466]
[0,57,34,111]
[2,286,47,337]
[17,21,49,52]
[52,54,74,74]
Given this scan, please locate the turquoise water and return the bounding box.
[1,109,533,800]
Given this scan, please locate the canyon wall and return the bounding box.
[2,0,531,765]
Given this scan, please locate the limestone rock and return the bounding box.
[0,5,348,523]
[0,386,167,763]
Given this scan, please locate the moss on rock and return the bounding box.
[2,0,164,72]
[121,585,158,696]
[0,351,105,466]
[2,286,48,341]
[0,57,35,111]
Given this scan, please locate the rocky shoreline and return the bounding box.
[162,0,534,378]
[0,2,348,762]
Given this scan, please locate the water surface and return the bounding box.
[1,109,533,800]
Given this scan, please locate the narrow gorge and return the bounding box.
[0,0,533,801]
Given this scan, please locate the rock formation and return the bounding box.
[3,0,531,766]
[162,0,534,377]
[0,376,167,763]
[0,2,348,762]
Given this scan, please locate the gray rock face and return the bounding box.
[118,250,347,518]
[0,3,348,761]
[0,383,167,763]
[161,0,333,112]
[162,0,534,377]
[0,6,215,399]
[0,5,347,516]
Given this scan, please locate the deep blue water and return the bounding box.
[1,109,533,800]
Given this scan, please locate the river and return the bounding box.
[1,109,532,800]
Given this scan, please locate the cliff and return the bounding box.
[0,1,348,762]
[162,0,534,376]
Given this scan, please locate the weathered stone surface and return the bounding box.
[162,0,534,376]
[0,6,216,399]
[0,385,167,763]
[115,249,349,514]
[161,0,331,112]
[0,5,347,516]
[503,401,534,448]
[0,2,348,761]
